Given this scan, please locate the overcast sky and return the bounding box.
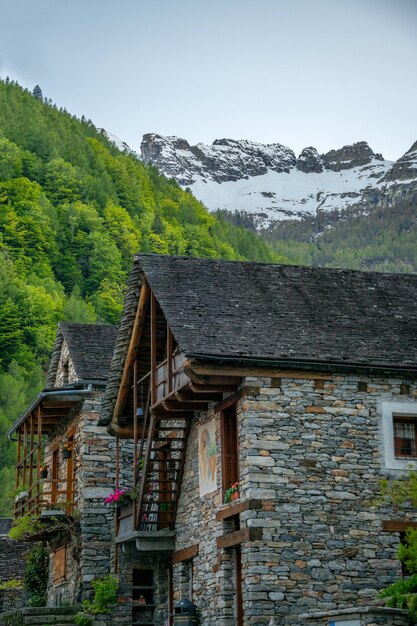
[0,0,416,160]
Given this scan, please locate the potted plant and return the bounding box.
[104,487,137,510]
[40,465,48,479]
[62,443,72,460]
[224,481,239,504]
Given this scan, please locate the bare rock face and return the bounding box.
[379,140,417,183]
[321,141,377,171]
[140,133,296,185]
[296,147,323,173]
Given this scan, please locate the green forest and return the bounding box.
[218,190,417,273]
[0,79,286,515]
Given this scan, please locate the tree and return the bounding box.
[378,470,417,618]
[32,84,43,100]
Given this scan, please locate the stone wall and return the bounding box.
[172,372,417,625]
[0,519,29,583]
[45,393,134,606]
[0,589,22,614]
[302,606,410,626]
[53,339,77,387]
[117,549,170,626]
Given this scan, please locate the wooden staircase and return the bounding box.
[135,411,190,532]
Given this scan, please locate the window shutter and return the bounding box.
[53,546,66,584]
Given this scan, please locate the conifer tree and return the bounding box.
[32,84,43,99]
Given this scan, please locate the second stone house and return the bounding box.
[99,254,417,626]
[7,322,122,607]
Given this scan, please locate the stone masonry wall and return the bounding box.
[302,606,410,626]
[173,373,417,625]
[239,374,417,625]
[46,393,134,606]
[0,519,29,582]
[53,339,77,387]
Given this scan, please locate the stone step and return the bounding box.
[0,606,79,626]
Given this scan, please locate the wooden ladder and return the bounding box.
[135,410,190,531]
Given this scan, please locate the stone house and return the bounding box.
[7,322,121,607]
[98,254,417,626]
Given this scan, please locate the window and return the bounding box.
[382,402,417,469]
[221,404,239,498]
[394,418,417,459]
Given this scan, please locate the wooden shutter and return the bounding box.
[221,404,239,494]
[53,546,66,584]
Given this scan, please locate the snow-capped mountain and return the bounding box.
[140,134,417,229]
[100,129,140,159]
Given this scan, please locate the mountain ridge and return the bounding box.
[140,133,417,229]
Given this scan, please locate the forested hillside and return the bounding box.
[0,79,285,515]
[217,199,417,273]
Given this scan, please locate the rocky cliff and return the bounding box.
[140,134,417,229]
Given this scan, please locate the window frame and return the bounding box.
[393,417,417,460]
[382,401,417,470]
[221,403,239,498]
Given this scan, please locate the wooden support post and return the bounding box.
[29,413,35,511]
[113,282,150,420]
[115,436,119,489]
[36,406,42,515]
[16,430,21,489]
[133,359,138,489]
[167,326,173,394]
[151,292,156,406]
[22,421,28,489]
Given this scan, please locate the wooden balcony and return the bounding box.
[153,352,189,405]
[14,478,75,518]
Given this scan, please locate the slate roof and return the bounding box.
[99,254,417,424]
[47,323,118,386]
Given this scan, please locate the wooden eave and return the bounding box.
[12,393,85,438]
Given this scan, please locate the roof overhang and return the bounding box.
[186,354,417,378]
[7,386,94,438]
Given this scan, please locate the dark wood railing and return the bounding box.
[154,352,189,404]
[14,478,75,517]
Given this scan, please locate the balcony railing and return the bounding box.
[154,352,189,404]
[14,478,75,518]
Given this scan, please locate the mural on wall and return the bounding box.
[198,419,216,496]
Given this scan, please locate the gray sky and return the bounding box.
[0,0,416,160]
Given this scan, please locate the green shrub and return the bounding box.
[74,574,118,624]
[74,614,93,626]
[379,573,417,617]
[8,514,42,541]
[90,574,118,611]
[0,578,23,590]
[23,544,49,607]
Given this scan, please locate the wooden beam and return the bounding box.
[167,327,173,394]
[214,390,243,414]
[133,359,138,488]
[172,544,199,564]
[190,362,332,380]
[216,527,262,550]
[36,406,42,515]
[216,500,262,521]
[188,382,236,394]
[153,411,195,420]
[151,291,156,406]
[176,390,223,403]
[185,364,241,388]
[382,521,417,532]
[162,400,205,412]
[113,282,150,419]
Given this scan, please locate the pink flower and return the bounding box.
[104,488,126,504]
